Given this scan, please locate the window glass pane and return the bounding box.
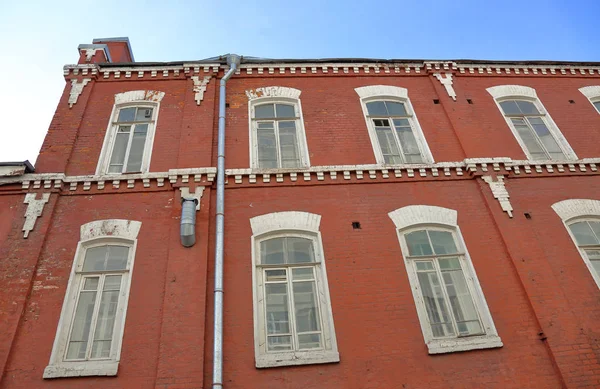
[516,100,539,114]
[267,335,292,351]
[265,269,287,282]
[83,246,108,272]
[441,264,483,336]
[91,276,122,359]
[279,124,300,168]
[257,128,278,168]
[569,222,600,245]
[417,271,454,337]
[438,257,461,270]
[265,283,290,335]
[108,130,130,173]
[499,100,520,115]
[589,221,600,240]
[106,246,129,270]
[292,267,314,281]
[366,101,388,116]
[594,101,600,113]
[83,277,99,290]
[416,261,435,271]
[511,119,548,160]
[394,119,422,162]
[405,230,433,256]
[261,238,285,264]
[298,333,321,350]
[66,288,98,359]
[135,107,153,121]
[385,101,408,116]
[293,281,321,334]
[117,107,136,122]
[376,128,402,164]
[429,231,458,255]
[287,237,315,264]
[255,104,275,119]
[125,124,147,172]
[527,118,565,160]
[275,104,295,118]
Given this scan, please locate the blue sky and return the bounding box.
[1,0,599,163]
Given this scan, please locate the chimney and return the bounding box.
[77,37,135,64]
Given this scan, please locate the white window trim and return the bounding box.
[355,85,434,165]
[486,85,577,161]
[552,199,600,289]
[43,219,141,378]
[579,86,600,113]
[249,211,339,368]
[95,90,165,175]
[388,205,502,354]
[246,87,311,170]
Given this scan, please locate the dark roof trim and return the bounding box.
[97,57,600,68]
[0,160,34,173]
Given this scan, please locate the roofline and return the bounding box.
[0,160,34,173]
[94,57,600,68]
[92,37,135,62]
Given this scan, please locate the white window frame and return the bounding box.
[355,85,434,165]
[43,219,141,378]
[552,199,600,289]
[487,85,577,161]
[249,211,338,368]
[95,90,165,175]
[579,86,600,114]
[246,86,310,170]
[388,205,502,354]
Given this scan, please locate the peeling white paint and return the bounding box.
[22,193,50,238]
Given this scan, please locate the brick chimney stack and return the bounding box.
[77,37,135,64]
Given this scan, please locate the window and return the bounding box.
[44,219,141,378]
[579,86,600,114]
[250,211,338,367]
[355,85,433,165]
[388,205,502,354]
[247,87,310,169]
[552,199,600,289]
[96,90,164,175]
[487,85,576,161]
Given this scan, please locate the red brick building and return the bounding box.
[1,37,600,388]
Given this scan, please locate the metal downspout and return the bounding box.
[213,54,240,389]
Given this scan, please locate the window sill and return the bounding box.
[43,361,119,378]
[427,335,503,354]
[256,350,339,368]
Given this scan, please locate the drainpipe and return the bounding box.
[213,54,240,389]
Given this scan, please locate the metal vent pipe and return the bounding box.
[212,54,240,389]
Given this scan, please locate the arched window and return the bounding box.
[250,211,338,367]
[247,87,310,169]
[356,85,433,165]
[96,90,164,175]
[388,205,502,354]
[579,86,600,114]
[44,219,141,378]
[552,199,600,288]
[487,85,576,161]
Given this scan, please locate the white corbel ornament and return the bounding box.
[68,78,91,108]
[23,193,50,238]
[191,76,211,105]
[180,186,205,210]
[482,176,513,218]
[433,73,457,101]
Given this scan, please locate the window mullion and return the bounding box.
[85,274,106,360]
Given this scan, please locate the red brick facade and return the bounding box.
[1,39,600,388]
